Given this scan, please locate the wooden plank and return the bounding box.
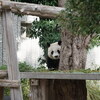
[29,79,39,100]
[40,79,48,100]
[0,1,64,18]
[2,11,23,100]
[0,79,20,88]
[20,72,100,80]
[0,70,7,78]
[29,79,48,100]
[0,71,100,80]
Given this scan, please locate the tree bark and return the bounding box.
[59,30,88,70]
[54,80,87,100]
[52,0,90,99]
[52,30,91,100]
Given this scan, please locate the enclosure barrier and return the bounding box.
[0,70,100,100]
[0,0,100,100]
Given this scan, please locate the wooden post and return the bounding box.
[2,10,23,100]
[0,87,4,100]
[30,79,48,100]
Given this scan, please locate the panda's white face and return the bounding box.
[48,42,61,59]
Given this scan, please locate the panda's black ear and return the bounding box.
[58,41,62,45]
[47,43,50,47]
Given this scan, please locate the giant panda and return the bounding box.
[47,41,61,70]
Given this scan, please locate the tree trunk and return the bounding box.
[59,30,88,70]
[52,30,91,100]
[54,80,87,100]
[51,0,90,99]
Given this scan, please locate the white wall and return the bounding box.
[86,46,100,69]
[17,37,44,68]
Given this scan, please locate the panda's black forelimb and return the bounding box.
[47,57,59,70]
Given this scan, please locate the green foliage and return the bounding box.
[58,0,100,35]
[21,79,30,100]
[4,88,10,96]
[27,19,60,46]
[89,34,100,48]
[27,19,61,62]
[0,62,34,72]
[0,63,100,73]
[12,0,58,6]
[0,65,7,70]
[19,62,48,72]
[19,62,34,72]
[87,80,100,100]
[57,0,100,47]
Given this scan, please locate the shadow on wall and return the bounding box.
[4,96,10,100]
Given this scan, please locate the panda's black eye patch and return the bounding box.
[51,51,54,55]
[57,50,60,54]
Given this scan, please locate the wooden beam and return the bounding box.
[0,70,7,78]
[20,72,100,80]
[0,1,64,18]
[2,10,23,100]
[0,79,20,88]
[0,71,100,80]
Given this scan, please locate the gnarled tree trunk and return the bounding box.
[51,0,92,99]
[59,30,88,70]
[54,80,87,100]
[53,30,92,100]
